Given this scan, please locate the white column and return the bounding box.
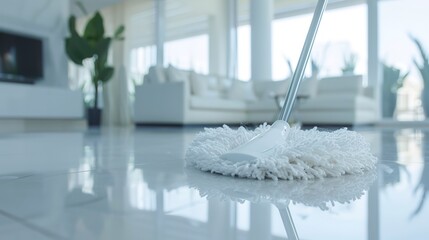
[368,0,381,120]
[208,200,234,240]
[250,0,273,81]
[249,203,272,240]
[227,0,238,79]
[209,0,228,76]
[155,0,166,67]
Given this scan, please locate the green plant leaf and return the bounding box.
[383,62,409,93]
[114,25,125,40]
[99,66,114,83]
[410,36,429,85]
[95,37,111,68]
[65,35,93,65]
[65,39,83,65]
[411,36,429,65]
[84,12,105,42]
[68,16,78,36]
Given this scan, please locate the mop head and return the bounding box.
[185,123,377,180]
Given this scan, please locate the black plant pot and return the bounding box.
[87,108,102,127]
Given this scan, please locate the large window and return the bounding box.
[237,4,367,81]
[130,34,209,84]
[129,45,156,85]
[128,34,209,86]
[380,0,429,120]
[237,25,251,81]
[164,34,209,74]
[272,4,367,80]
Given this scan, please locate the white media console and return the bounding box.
[0,82,85,132]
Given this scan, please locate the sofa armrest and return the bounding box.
[134,81,190,123]
[363,86,375,98]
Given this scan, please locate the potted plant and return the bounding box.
[381,62,409,118]
[410,36,429,117]
[311,58,320,79]
[341,53,357,75]
[65,2,124,126]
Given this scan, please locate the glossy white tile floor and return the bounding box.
[0,126,428,239]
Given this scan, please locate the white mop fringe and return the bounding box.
[185,123,377,180]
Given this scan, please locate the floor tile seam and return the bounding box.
[0,208,68,240]
[0,162,178,185]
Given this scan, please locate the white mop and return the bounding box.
[185,0,377,180]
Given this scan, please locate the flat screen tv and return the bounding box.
[0,31,43,84]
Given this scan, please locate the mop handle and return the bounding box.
[278,0,328,121]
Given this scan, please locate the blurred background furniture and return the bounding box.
[294,75,377,125]
[134,65,281,125]
[135,67,375,126]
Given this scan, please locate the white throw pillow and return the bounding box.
[206,75,219,91]
[190,72,220,98]
[228,80,257,101]
[217,77,233,95]
[147,66,166,83]
[167,65,190,82]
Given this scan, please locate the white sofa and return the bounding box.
[134,65,285,125]
[294,75,378,125]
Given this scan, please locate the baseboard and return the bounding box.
[0,118,87,133]
[376,119,429,128]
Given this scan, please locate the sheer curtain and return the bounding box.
[101,3,132,126]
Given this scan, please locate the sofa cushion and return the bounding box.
[147,66,166,83]
[228,80,257,101]
[190,96,246,111]
[317,75,363,95]
[218,77,233,94]
[190,72,221,97]
[298,94,376,111]
[167,65,190,82]
[295,110,377,125]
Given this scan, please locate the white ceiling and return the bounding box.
[69,0,320,16]
[70,0,124,16]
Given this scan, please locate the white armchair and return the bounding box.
[294,75,378,125]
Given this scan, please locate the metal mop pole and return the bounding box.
[278,0,328,121]
[220,0,329,163]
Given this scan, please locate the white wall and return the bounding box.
[0,0,70,88]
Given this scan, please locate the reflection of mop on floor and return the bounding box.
[186,167,376,239]
[185,168,376,209]
[185,0,377,180]
[278,205,299,240]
